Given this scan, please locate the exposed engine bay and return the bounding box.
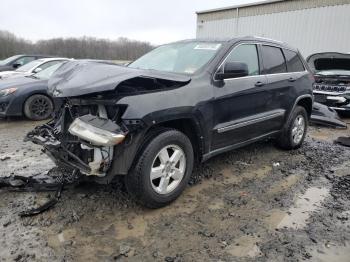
[307,52,350,111]
[26,99,128,177]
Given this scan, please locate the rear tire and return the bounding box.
[125,129,194,208]
[277,106,308,150]
[23,94,53,120]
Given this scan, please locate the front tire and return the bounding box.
[23,94,54,120]
[125,129,194,208]
[277,106,308,150]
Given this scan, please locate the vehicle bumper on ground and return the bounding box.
[313,90,350,112]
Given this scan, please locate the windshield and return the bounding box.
[0,55,22,66]
[16,60,42,72]
[34,62,66,80]
[129,41,222,74]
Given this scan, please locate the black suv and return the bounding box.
[27,37,314,208]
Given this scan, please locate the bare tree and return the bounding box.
[0,30,154,61]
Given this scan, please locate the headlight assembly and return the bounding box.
[68,115,126,146]
[0,87,17,97]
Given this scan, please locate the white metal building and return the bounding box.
[196,0,350,57]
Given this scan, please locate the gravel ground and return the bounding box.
[1,117,350,262]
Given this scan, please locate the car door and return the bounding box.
[211,43,273,151]
[260,45,294,127]
[282,48,308,110]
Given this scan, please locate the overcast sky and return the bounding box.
[1,0,257,44]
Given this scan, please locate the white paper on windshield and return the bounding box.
[194,43,221,50]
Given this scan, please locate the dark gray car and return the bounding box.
[0,62,66,120]
[0,54,52,72]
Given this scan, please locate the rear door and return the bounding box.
[260,45,293,129]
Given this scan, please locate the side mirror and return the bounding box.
[33,67,42,73]
[12,62,23,69]
[216,62,249,80]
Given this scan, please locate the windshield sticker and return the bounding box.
[194,43,221,50]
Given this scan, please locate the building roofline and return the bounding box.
[196,0,284,14]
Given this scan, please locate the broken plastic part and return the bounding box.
[310,102,347,129]
[335,137,350,147]
[19,184,63,217]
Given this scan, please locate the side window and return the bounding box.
[261,46,287,74]
[14,56,36,66]
[284,49,305,72]
[224,44,259,76]
[39,61,60,71]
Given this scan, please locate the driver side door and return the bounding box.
[211,43,275,151]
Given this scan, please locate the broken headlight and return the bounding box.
[68,115,125,146]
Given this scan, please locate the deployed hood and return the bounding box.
[307,52,350,73]
[48,61,191,97]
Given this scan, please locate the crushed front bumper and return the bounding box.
[25,105,128,177]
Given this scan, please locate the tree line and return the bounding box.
[0,30,154,61]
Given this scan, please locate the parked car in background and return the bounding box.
[0,58,69,80]
[308,52,350,113]
[27,37,314,208]
[0,61,67,120]
[0,54,52,72]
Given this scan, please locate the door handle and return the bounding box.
[288,77,296,82]
[255,81,265,87]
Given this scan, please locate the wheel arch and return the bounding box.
[288,94,313,122]
[143,117,204,164]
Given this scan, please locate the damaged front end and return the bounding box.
[26,99,128,177]
[307,52,350,112]
[25,60,190,178]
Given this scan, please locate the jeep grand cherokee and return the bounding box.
[26,37,314,208]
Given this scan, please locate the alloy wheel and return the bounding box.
[150,144,186,194]
[291,115,305,144]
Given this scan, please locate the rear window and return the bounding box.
[261,46,287,74]
[284,49,305,72]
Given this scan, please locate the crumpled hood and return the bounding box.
[48,61,191,97]
[307,52,350,73]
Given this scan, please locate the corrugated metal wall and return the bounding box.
[196,3,350,57]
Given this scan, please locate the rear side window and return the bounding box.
[224,44,260,76]
[284,49,305,72]
[261,46,287,74]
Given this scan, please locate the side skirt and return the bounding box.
[202,130,280,162]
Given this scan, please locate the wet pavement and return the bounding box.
[1,117,350,261]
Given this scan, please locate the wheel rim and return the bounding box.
[150,144,186,195]
[291,115,305,144]
[30,97,50,118]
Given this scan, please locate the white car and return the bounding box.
[0,58,70,80]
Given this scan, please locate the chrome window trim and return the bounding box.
[213,42,308,83]
[217,110,285,133]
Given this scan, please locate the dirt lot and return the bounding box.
[1,117,350,262]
